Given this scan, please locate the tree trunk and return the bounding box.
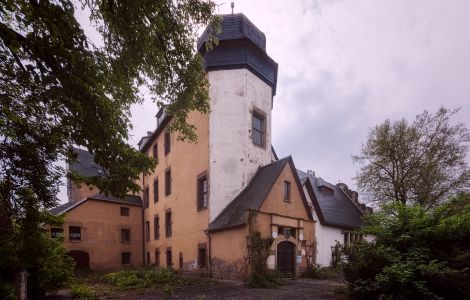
[15,270,27,300]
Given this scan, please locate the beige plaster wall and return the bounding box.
[210,226,247,279]
[142,111,210,271]
[57,199,143,271]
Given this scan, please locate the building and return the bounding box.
[298,170,373,267]
[50,13,370,277]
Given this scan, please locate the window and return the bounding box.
[120,207,129,216]
[146,252,151,265]
[198,244,207,269]
[144,187,149,208]
[197,174,208,210]
[69,226,81,241]
[166,248,172,267]
[165,168,171,196]
[278,226,296,239]
[152,142,158,160]
[155,248,160,266]
[145,221,150,242]
[344,232,350,245]
[179,252,183,269]
[154,215,160,240]
[51,227,63,239]
[122,252,131,265]
[252,111,265,148]
[164,130,171,155]
[153,179,159,203]
[284,181,291,201]
[121,229,131,243]
[165,210,172,237]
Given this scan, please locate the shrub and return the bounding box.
[343,195,470,300]
[70,283,98,300]
[246,230,280,288]
[104,268,178,289]
[301,265,340,280]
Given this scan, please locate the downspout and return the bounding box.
[142,175,145,267]
[205,229,212,277]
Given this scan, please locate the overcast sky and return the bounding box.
[60,0,470,202]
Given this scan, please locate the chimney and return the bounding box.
[147,131,153,136]
[307,170,315,176]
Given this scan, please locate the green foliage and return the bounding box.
[301,265,340,280]
[104,268,179,290]
[70,282,98,300]
[246,231,281,288]
[353,107,470,209]
[343,195,470,300]
[0,282,16,300]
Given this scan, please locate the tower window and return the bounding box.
[165,168,171,196]
[252,111,266,148]
[164,130,171,155]
[154,179,159,203]
[197,174,208,210]
[284,181,291,201]
[121,229,131,243]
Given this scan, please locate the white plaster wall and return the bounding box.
[208,69,273,221]
[312,210,345,267]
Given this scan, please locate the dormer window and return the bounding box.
[252,111,266,148]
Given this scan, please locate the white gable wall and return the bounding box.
[208,68,273,222]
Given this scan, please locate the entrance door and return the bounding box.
[68,250,90,270]
[277,241,295,276]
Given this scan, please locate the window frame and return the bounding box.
[69,226,81,242]
[164,129,171,155]
[153,178,159,203]
[120,207,130,216]
[252,110,266,148]
[165,168,171,196]
[283,181,291,202]
[121,228,131,244]
[154,215,160,240]
[197,171,208,211]
[165,209,172,237]
[121,252,131,265]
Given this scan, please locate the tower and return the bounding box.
[197,14,278,221]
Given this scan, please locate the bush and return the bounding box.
[301,265,340,280]
[245,230,280,288]
[70,282,98,300]
[343,195,470,300]
[104,268,178,289]
[0,282,16,300]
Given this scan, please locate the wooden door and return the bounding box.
[277,241,295,276]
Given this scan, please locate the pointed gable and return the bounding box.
[208,156,312,231]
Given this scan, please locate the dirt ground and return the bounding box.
[49,278,347,300]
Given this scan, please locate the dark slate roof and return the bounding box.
[197,13,278,96]
[49,201,75,215]
[297,170,364,230]
[50,193,142,215]
[68,148,102,177]
[208,157,289,231]
[88,193,142,206]
[209,157,312,231]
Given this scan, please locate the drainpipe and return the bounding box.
[142,175,145,267]
[205,229,212,277]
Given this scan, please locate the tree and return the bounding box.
[342,194,470,299]
[353,108,470,209]
[1,0,217,297]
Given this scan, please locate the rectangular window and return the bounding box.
[144,187,150,208]
[165,168,171,196]
[165,210,172,237]
[122,252,131,265]
[145,221,150,242]
[51,227,63,239]
[284,181,291,201]
[252,111,265,148]
[120,207,129,216]
[152,142,158,160]
[155,248,160,266]
[153,179,159,203]
[164,130,171,155]
[197,175,208,210]
[179,252,183,269]
[146,252,151,265]
[166,248,172,267]
[154,215,160,240]
[198,244,207,269]
[121,229,131,243]
[69,226,81,241]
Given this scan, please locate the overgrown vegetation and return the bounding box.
[301,265,341,280]
[104,268,180,290]
[246,231,282,288]
[70,282,98,300]
[342,194,470,299]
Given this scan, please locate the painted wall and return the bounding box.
[57,199,143,271]
[67,181,100,204]
[208,68,273,222]
[142,110,210,272]
[210,226,248,279]
[311,209,344,267]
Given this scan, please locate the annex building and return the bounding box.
[50,14,371,278]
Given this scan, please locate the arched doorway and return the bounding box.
[277,241,295,276]
[68,250,90,270]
